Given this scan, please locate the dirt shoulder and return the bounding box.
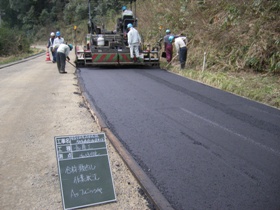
[0,47,153,210]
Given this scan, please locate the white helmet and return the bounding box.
[50,32,55,36]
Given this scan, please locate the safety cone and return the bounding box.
[45,50,51,61]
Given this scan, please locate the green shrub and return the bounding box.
[0,26,31,56]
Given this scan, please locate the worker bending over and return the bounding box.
[56,44,73,74]
[169,35,188,69]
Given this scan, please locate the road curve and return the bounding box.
[78,67,280,210]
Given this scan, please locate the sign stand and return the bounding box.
[54,133,116,210]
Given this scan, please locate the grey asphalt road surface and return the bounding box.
[78,67,280,210]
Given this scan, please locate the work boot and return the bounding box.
[180,63,185,69]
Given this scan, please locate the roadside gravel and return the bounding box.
[0,47,154,210]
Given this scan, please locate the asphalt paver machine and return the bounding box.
[75,0,160,67]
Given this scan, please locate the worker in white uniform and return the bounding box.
[47,32,56,62]
[56,44,73,74]
[122,6,134,19]
[127,23,141,62]
[169,35,188,69]
[53,31,65,63]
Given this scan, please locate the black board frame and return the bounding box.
[54,133,116,210]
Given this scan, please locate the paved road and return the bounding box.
[78,67,280,210]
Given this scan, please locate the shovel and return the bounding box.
[165,54,178,68]
[66,60,81,73]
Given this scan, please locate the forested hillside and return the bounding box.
[1,0,279,73]
[135,0,279,74]
[0,0,130,55]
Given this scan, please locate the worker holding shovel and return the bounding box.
[56,44,73,74]
[169,34,188,69]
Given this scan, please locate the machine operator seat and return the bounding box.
[117,7,134,33]
[117,17,135,33]
[122,9,134,20]
[123,15,133,20]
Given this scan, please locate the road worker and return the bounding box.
[56,44,73,74]
[127,23,141,62]
[122,6,134,19]
[169,34,188,69]
[47,32,55,62]
[164,29,175,63]
[53,31,65,63]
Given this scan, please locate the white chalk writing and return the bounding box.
[79,151,99,158]
[65,164,97,174]
[80,188,103,195]
[65,165,77,174]
[73,173,100,184]
[70,188,103,198]
[76,138,104,144]
[78,164,96,172]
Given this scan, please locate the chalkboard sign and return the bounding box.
[54,133,116,210]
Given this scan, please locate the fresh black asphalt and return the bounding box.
[78,67,280,210]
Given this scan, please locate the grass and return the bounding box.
[0,48,44,65]
[166,62,280,109]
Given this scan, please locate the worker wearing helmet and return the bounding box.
[122,5,134,19]
[47,32,56,62]
[127,23,141,62]
[56,43,73,74]
[53,31,65,63]
[169,34,188,69]
[164,29,175,63]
